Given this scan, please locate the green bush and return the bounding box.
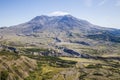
[86,64,102,69]
[0,70,9,80]
[93,72,103,76]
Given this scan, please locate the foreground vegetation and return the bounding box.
[0,50,77,80]
[61,57,120,80]
[0,49,120,80]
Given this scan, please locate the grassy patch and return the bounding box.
[25,56,77,80]
[0,50,20,60]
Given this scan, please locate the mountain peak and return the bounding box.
[30,14,76,24]
[28,14,93,30]
[31,15,49,21]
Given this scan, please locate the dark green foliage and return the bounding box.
[25,56,77,80]
[0,50,15,55]
[79,72,88,80]
[0,70,9,80]
[93,72,103,76]
[28,56,77,68]
[0,50,19,59]
[86,64,102,69]
[25,48,49,52]
[42,56,76,68]
[108,68,120,74]
[24,62,42,80]
[42,72,54,79]
[111,62,120,68]
[23,48,53,55]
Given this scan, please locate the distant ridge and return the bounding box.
[0,14,120,45]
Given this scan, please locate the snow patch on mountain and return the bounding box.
[48,11,70,16]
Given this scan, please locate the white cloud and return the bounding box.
[48,11,70,16]
[98,0,107,6]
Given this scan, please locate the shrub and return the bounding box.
[86,64,102,69]
[0,70,9,80]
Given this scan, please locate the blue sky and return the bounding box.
[0,0,120,29]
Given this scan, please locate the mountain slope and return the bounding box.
[0,15,120,57]
[0,15,119,41]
